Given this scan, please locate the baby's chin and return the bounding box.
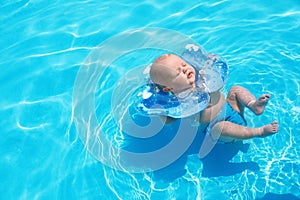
[189,76,196,86]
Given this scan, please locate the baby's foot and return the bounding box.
[259,121,279,137]
[248,94,270,115]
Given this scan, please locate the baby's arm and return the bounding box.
[200,92,226,123]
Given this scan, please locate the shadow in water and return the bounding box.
[199,141,259,177]
[121,114,260,182]
[152,135,259,181]
[256,193,300,200]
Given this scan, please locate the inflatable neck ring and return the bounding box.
[131,44,228,118]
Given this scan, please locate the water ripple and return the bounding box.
[1,0,300,199]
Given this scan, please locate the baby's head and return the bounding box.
[150,54,196,95]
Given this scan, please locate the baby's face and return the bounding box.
[150,54,196,94]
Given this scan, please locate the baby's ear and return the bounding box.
[162,87,172,92]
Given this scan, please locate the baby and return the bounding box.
[150,54,279,142]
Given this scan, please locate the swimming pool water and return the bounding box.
[1,0,300,199]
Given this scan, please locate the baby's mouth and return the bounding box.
[187,71,194,79]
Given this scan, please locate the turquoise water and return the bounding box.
[1,0,300,199]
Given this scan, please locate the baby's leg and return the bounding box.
[227,86,270,115]
[210,121,278,141]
